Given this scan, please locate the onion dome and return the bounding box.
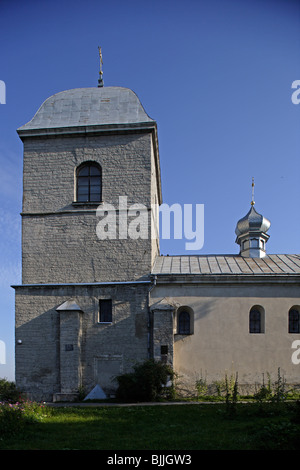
[235,205,271,238]
[235,179,271,258]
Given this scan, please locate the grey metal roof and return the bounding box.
[18,86,154,132]
[152,254,300,275]
[235,205,271,237]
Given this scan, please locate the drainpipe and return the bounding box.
[147,275,157,358]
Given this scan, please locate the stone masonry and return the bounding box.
[21,132,159,284]
[14,86,162,401]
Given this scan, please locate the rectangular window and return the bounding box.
[161,345,168,363]
[99,299,112,323]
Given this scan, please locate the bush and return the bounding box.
[115,359,176,402]
[252,422,300,450]
[0,400,49,438]
[290,400,300,424]
[0,403,25,437]
[0,379,22,403]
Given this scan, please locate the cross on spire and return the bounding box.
[98,46,104,87]
[251,177,255,206]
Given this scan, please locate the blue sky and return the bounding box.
[0,0,299,380]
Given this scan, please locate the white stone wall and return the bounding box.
[15,283,150,401]
[21,131,160,284]
[16,127,161,401]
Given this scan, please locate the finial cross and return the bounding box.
[251,177,255,206]
[98,46,104,87]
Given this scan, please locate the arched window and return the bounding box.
[289,307,300,333]
[178,311,191,335]
[249,306,264,333]
[76,162,102,202]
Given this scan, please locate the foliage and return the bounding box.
[195,372,208,398]
[0,379,22,403]
[0,403,25,437]
[290,400,300,424]
[253,372,272,401]
[0,399,49,438]
[115,359,176,402]
[272,367,286,403]
[252,421,300,450]
[77,385,87,401]
[253,368,288,413]
[0,403,300,450]
[209,373,238,398]
[192,367,300,404]
[225,372,239,417]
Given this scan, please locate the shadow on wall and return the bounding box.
[14,283,150,400]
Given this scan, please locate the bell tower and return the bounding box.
[14,67,162,401]
[17,85,162,284]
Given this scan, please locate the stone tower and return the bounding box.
[18,86,162,284]
[14,85,162,401]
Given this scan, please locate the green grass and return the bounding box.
[1,402,300,450]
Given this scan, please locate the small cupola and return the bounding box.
[235,179,271,258]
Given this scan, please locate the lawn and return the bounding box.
[0,401,299,451]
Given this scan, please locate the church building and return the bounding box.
[13,72,300,401]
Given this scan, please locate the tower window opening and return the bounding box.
[99,299,112,323]
[77,162,102,202]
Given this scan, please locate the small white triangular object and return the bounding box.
[83,384,107,400]
[56,300,82,311]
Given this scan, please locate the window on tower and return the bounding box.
[76,162,102,202]
[99,299,112,323]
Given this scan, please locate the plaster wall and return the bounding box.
[151,282,300,393]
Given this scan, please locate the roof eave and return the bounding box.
[16,121,157,139]
[152,272,300,285]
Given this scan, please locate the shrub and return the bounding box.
[115,359,176,402]
[225,372,239,417]
[252,422,300,450]
[0,403,25,437]
[290,400,300,424]
[195,374,208,398]
[0,400,49,438]
[0,379,22,403]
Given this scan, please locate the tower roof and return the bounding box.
[235,205,271,258]
[235,205,271,237]
[17,86,154,135]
